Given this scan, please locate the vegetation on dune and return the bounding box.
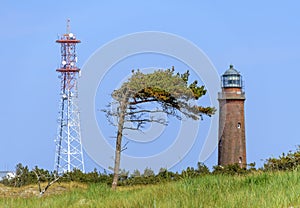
[264,145,300,171]
[2,147,300,189]
[1,148,300,206]
[1,170,300,207]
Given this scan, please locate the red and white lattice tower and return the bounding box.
[54,20,84,174]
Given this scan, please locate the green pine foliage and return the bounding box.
[264,146,300,171]
[112,68,216,120]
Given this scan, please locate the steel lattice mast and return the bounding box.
[54,20,84,174]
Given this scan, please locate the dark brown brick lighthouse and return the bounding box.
[218,65,246,168]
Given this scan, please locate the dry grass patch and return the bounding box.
[0,182,87,198]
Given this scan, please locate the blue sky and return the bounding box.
[1,1,300,172]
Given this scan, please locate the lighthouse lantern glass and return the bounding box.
[222,74,242,88]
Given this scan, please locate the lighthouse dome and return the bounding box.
[221,65,243,88]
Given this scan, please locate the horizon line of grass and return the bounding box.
[0,170,300,207]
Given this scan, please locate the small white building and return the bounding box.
[0,171,15,180]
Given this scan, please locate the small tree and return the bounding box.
[196,162,210,175]
[131,169,141,178]
[143,167,155,177]
[14,163,30,187]
[103,67,215,189]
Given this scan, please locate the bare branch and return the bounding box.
[123,126,140,130]
[128,119,165,124]
[41,176,60,196]
[129,98,158,105]
[125,109,165,115]
[32,170,42,194]
[121,141,129,152]
[33,170,60,197]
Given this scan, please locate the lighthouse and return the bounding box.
[218,65,246,168]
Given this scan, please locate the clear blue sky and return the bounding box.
[1,1,300,172]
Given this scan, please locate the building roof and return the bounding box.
[0,171,15,180]
[223,65,240,76]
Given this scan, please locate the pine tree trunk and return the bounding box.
[112,97,128,190]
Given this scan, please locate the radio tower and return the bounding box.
[54,19,85,174]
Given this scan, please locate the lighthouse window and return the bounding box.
[237,122,241,129]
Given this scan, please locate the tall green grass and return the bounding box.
[1,170,300,208]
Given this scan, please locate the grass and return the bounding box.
[1,170,300,207]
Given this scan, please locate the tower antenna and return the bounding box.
[66,18,71,34]
[54,21,85,175]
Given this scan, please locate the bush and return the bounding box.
[264,147,300,171]
[212,164,247,175]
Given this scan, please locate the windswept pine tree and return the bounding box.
[103,67,216,189]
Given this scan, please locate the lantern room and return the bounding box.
[221,65,243,88]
